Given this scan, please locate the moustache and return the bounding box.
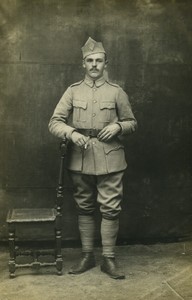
[90,68,99,71]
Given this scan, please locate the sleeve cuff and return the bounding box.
[116,122,123,135]
[66,128,77,140]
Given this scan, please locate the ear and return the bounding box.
[104,60,108,69]
[82,60,85,68]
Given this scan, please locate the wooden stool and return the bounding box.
[6,140,67,278]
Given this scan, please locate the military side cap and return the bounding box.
[81,37,106,58]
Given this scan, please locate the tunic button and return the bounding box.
[93,88,97,92]
[92,142,95,145]
[93,100,97,103]
[92,113,96,117]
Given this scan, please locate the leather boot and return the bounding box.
[68,252,96,274]
[101,256,125,279]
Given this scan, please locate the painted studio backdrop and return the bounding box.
[0,0,192,243]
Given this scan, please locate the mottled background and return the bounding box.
[0,0,192,243]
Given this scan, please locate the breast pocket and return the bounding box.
[99,101,116,123]
[73,100,87,122]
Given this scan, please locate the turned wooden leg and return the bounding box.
[8,226,16,278]
[55,228,63,275]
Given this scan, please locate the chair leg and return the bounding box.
[55,229,63,275]
[8,228,16,278]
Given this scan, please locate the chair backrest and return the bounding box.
[55,138,68,227]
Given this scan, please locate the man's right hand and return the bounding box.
[71,131,89,148]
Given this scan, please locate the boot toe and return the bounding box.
[101,257,125,280]
[68,253,96,274]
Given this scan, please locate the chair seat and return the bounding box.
[6,208,57,223]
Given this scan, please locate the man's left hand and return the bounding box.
[97,123,121,142]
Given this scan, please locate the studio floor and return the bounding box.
[0,242,191,300]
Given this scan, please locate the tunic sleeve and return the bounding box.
[48,87,76,140]
[116,87,137,135]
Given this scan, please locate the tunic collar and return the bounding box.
[84,75,106,88]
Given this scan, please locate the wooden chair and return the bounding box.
[6,139,67,278]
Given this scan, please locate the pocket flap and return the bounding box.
[103,141,124,154]
[73,100,87,109]
[100,101,116,110]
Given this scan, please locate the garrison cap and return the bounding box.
[81,37,106,59]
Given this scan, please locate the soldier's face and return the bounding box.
[83,53,107,80]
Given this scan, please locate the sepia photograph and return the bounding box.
[0,0,192,299]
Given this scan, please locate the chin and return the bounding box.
[89,73,101,79]
[90,76,99,80]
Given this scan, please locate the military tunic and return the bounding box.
[49,75,137,175]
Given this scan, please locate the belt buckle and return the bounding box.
[88,129,93,137]
[92,129,96,137]
[88,129,97,137]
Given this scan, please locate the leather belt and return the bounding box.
[77,128,100,137]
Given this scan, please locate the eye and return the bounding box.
[86,59,93,63]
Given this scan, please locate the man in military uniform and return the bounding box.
[49,37,137,279]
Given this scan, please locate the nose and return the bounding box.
[92,60,97,67]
